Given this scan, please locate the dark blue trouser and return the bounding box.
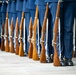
[24,9,35,53]
[60,2,75,59]
[48,3,57,56]
[8,12,12,25]
[37,5,45,54]
[38,5,45,36]
[17,11,22,25]
[0,5,2,45]
[11,13,17,26]
[1,12,6,46]
[2,12,6,24]
[29,9,35,23]
[74,4,76,51]
[24,12,30,53]
[0,12,2,45]
[11,13,17,40]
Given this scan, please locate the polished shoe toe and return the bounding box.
[46,57,53,63]
[60,60,67,66]
[65,58,74,66]
[24,52,28,56]
[67,61,73,66]
[74,52,76,57]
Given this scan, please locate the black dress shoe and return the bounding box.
[50,54,53,62]
[60,60,67,66]
[74,51,76,57]
[24,52,28,56]
[46,57,53,63]
[65,58,74,66]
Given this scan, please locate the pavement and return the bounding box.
[0,50,76,75]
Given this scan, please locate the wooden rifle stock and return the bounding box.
[15,18,19,55]
[5,13,9,52]
[9,18,15,53]
[32,6,39,60]
[40,4,49,63]
[19,12,25,56]
[1,24,5,51]
[28,18,33,58]
[52,1,61,66]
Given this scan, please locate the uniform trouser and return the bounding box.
[17,11,22,47]
[1,12,6,46]
[8,12,12,25]
[0,12,2,45]
[25,9,36,53]
[48,3,57,56]
[29,9,35,23]
[11,13,17,26]
[11,13,17,45]
[17,11,22,25]
[37,5,45,54]
[24,9,35,53]
[2,12,6,25]
[75,18,76,51]
[75,7,76,52]
[2,12,6,36]
[24,12,30,53]
[8,12,12,43]
[60,2,75,59]
[0,5,1,44]
[2,12,12,26]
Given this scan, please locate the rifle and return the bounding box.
[15,18,19,55]
[1,23,5,51]
[28,18,33,58]
[40,4,49,63]
[31,6,39,60]
[9,18,15,53]
[52,0,61,66]
[5,13,9,52]
[19,12,25,56]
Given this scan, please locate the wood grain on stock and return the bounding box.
[10,18,15,53]
[40,4,48,63]
[28,18,33,58]
[32,6,39,60]
[15,18,19,55]
[1,24,5,51]
[19,12,25,56]
[53,2,61,66]
[5,13,9,52]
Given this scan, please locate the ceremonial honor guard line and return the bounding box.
[0,0,76,74]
